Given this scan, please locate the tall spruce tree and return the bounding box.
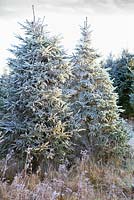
[0,15,72,167]
[70,18,129,161]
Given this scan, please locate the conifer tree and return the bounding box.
[0,14,72,167]
[105,50,134,118]
[70,18,129,161]
[129,67,134,114]
[130,86,134,111]
[0,74,8,119]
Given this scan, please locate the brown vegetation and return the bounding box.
[0,155,134,200]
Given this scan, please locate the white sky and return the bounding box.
[0,1,134,74]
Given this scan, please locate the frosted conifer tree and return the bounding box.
[105,50,134,118]
[70,18,129,160]
[0,14,72,166]
[0,74,8,119]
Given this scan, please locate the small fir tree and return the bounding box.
[0,16,72,167]
[105,50,134,118]
[70,18,129,161]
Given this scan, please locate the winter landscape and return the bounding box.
[0,0,134,200]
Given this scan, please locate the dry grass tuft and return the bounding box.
[0,155,134,200]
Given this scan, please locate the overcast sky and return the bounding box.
[1,0,134,73]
